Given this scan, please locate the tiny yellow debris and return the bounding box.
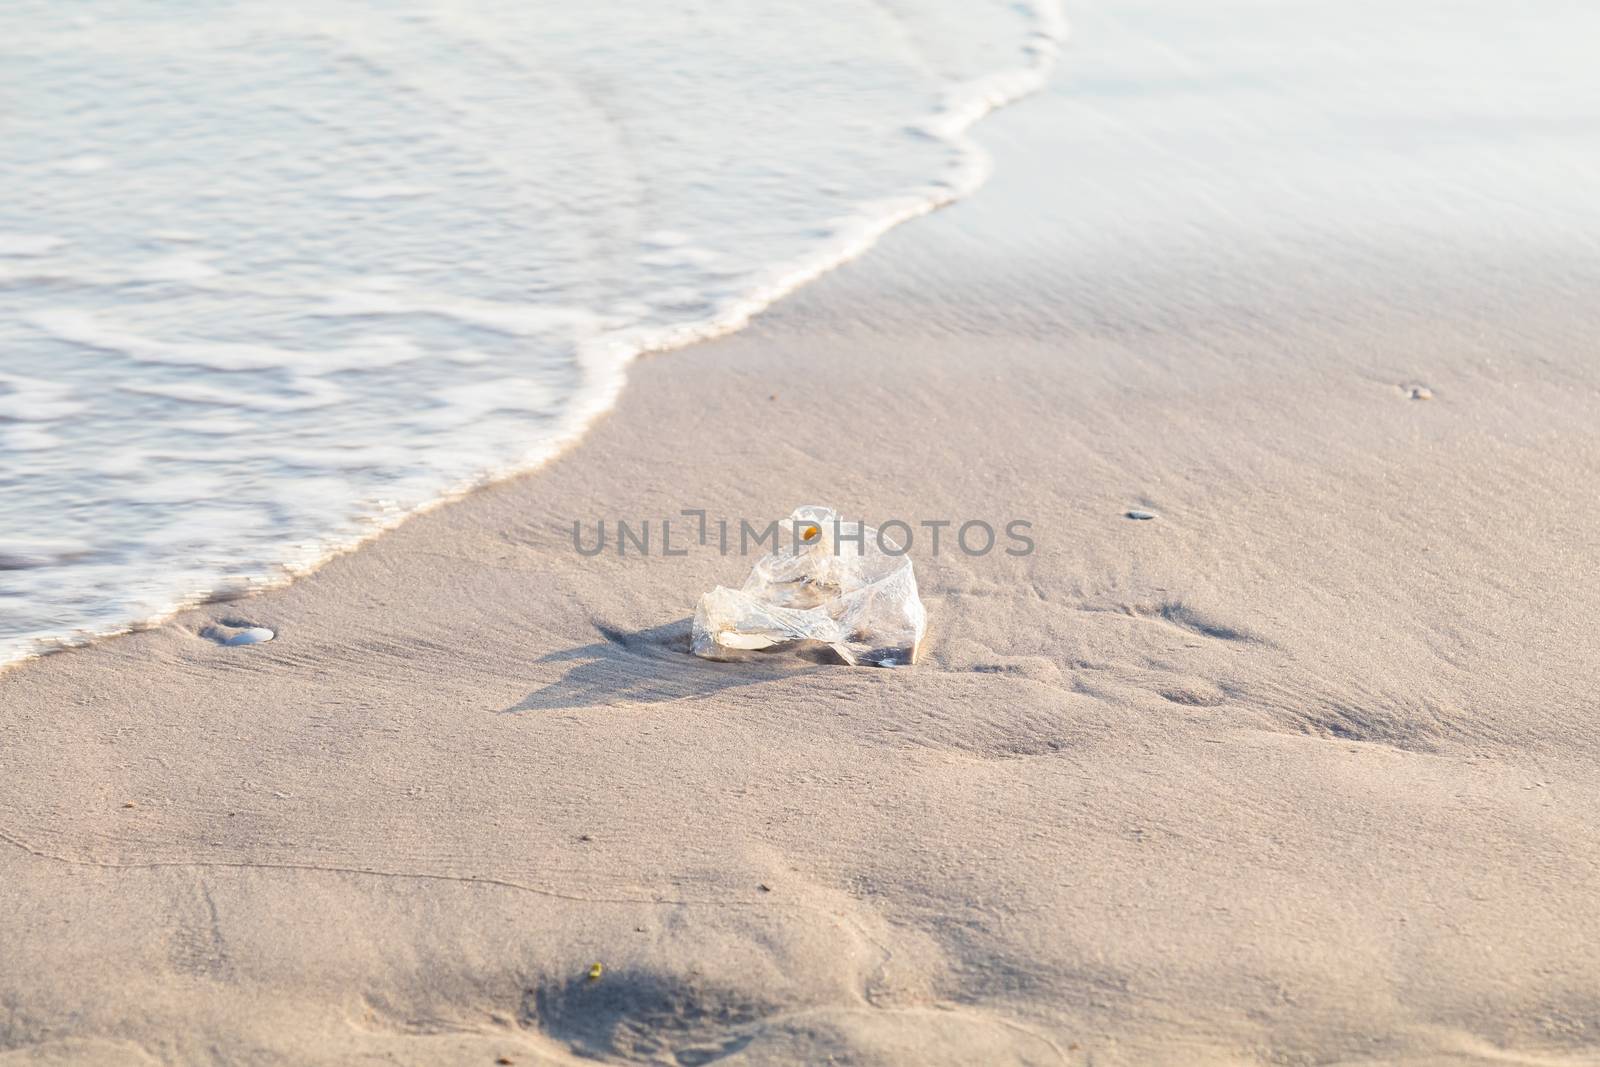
[801,524,819,542]
[588,962,603,981]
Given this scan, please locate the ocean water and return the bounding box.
[0,0,1063,666]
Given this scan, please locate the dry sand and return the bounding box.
[5,3,1600,1064]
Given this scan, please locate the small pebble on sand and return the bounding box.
[202,623,275,646]
[1126,510,1158,521]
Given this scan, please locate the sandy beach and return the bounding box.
[6,2,1600,1064]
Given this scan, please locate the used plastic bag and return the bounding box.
[691,505,926,667]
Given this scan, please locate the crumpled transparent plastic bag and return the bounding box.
[692,505,926,667]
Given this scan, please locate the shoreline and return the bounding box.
[0,2,1068,675]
